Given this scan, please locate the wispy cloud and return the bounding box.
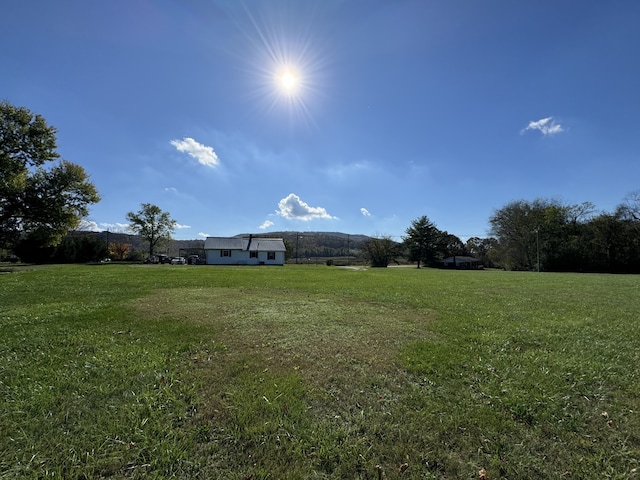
[360,207,372,217]
[175,223,191,229]
[521,117,564,136]
[276,193,337,221]
[170,137,220,167]
[325,161,373,180]
[197,232,211,238]
[259,220,275,229]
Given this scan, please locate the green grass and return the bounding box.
[1,264,639,478]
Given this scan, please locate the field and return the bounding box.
[1,264,639,479]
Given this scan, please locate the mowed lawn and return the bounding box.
[1,264,639,479]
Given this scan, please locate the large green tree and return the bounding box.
[126,203,176,258]
[489,198,569,271]
[403,215,440,268]
[362,236,401,267]
[0,101,100,251]
[435,231,467,259]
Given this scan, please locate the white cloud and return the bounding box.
[111,223,131,231]
[521,117,564,136]
[197,232,211,238]
[360,207,372,217]
[78,220,101,232]
[276,193,337,221]
[259,220,275,229]
[83,222,130,233]
[175,223,191,229]
[170,137,220,167]
[165,187,177,193]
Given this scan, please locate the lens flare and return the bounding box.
[228,2,328,129]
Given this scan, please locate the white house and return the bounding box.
[204,236,286,266]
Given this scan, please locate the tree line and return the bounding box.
[488,196,640,273]
[362,216,495,268]
[362,195,640,273]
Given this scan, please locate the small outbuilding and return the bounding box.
[440,255,482,270]
[204,236,286,266]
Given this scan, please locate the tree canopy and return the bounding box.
[489,196,640,273]
[403,215,439,268]
[362,236,401,267]
[0,101,100,251]
[126,203,176,257]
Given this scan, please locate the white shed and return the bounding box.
[204,236,286,265]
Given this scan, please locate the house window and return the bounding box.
[250,251,258,258]
[267,251,276,260]
[220,250,231,257]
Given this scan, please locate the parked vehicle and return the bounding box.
[171,256,186,265]
[157,254,172,264]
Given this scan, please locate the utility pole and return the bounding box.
[536,227,540,272]
[296,233,302,264]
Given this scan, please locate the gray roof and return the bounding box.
[248,238,286,252]
[204,237,246,250]
[204,236,286,252]
[442,256,479,263]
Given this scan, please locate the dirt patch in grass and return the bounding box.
[131,287,435,386]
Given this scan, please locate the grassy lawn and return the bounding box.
[1,264,639,479]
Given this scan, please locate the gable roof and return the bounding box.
[248,238,286,252]
[204,237,246,250]
[204,236,286,252]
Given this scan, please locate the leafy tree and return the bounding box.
[403,216,439,268]
[54,235,107,263]
[0,101,100,251]
[362,236,400,267]
[489,198,569,271]
[436,231,467,259]
[109,241,131,260]
[126,203,176,258]
[488,197,640,272]
[466,237,498,267]
[584,209,640,273]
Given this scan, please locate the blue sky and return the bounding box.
[3,1,640,241]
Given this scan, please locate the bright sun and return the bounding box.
[278,70,298,94]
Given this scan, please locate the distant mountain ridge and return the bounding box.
[235,231,372,258]
[73,230,373,258]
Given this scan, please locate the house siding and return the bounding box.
[205,249,284,265]
[204,237,286,265]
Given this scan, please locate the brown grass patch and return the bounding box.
[131,287,434,387]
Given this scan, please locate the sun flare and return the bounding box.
[278,69,299,94]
